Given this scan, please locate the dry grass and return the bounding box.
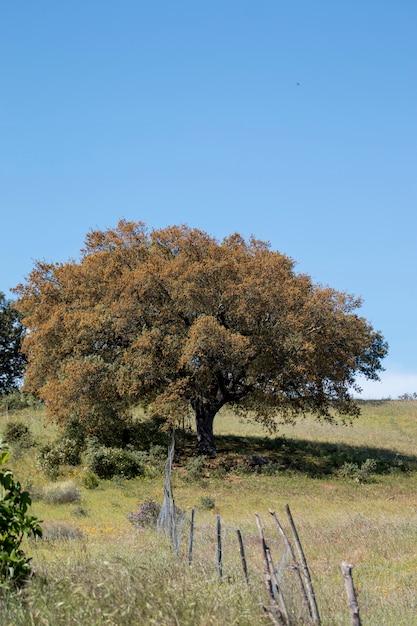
[2,401,417,624]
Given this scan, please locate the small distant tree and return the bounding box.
[0,293,26,396]
[398,392,417,401]
[14,221,388,455]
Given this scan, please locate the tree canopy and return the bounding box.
[14,220,388,454]
[0,293,26,395]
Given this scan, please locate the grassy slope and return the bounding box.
[1,401,417,625]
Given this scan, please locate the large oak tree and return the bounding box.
[15,220,387,454]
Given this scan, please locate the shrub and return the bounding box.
[2,421,34,459]
[3,421,32,445]
[132,445,166,478]
[84,439,144,479]
[0,440,42,587]
[260,462,282,476]
[71,506,89,518]
[339,458,378,483]
[36,437,82,479]
[42,481,81,504]
[211,466,228,479]
[58,437,82,466]
[185,455,207,481]
[60,417,89,459]
[36,443,66,480]
[41,522,84,541]
[82,471,100,489]
[199,496,215,510]
[127,500,161,529]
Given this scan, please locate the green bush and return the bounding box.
[84,439,144,479]
[2,422,34,459]
[2,422,32,445]
[36,443,65,480]
[58,437,82,466]
[185,455,207,481]
[339,458,378,483]
[133,445,166,478]
[0,440,42,587]
[81,471,100,489]
[199,496,215,510]
[36,437,82,480]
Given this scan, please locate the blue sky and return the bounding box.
[1,1,416,399]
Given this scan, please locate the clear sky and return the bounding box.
[1,1,416,399]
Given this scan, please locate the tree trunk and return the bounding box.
[193,400,218,457]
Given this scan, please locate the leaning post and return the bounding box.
[341,562,362,626]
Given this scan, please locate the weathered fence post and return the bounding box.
[188,508,195,565]
[157,432,184,554]
[341,562,362,626]
[266,544,291,625]
[216,514,223,580]
[269,509,313,622]
[236,528,250,585]
[285,504,321,625]
[255,513,288,626]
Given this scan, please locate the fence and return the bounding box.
[174,504,361,626]
[158,435,361,626]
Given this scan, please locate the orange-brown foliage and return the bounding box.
[14,220,388,450]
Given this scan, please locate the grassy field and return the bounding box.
[1,401,417,625]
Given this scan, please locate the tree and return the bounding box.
[0,293,26,396]
[14,220,388,455]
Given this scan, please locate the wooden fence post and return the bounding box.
[255,513,288,626]
[216,514,223,580]
[341,562,361,626]
[188,508,195,565]
[269,509,313,623]
[236,529,250,585]
[285,505,321,625]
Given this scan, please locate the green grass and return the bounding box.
[1,401,417,624]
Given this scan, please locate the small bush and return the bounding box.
[339,458,378,483]
[261,462,282,476]
[58,437,82,466]
[199,496,215,510]
[128,501,161,529]
[84,440,144,479]
[42,481,81,504]
[133,445,166,478]
[71,506,89,518]
[36,443,66,480]
[3,421,33,446]
[2,422,35,460]
[185,455,207,481]
[82,471,100,489]
[41,522,84,541]
[36,437,82,479]
[211,466,228,479]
